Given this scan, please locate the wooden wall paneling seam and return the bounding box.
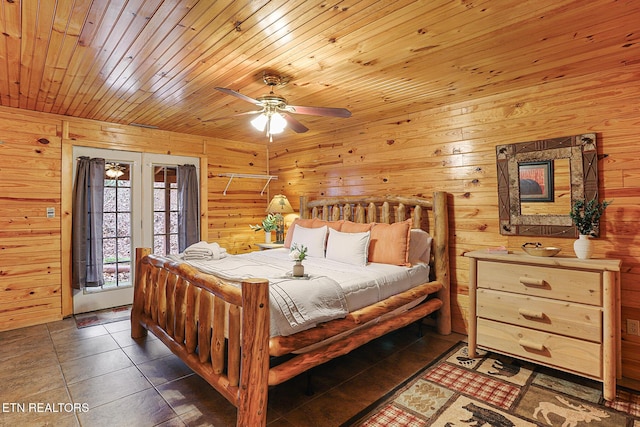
[61,140,73,317]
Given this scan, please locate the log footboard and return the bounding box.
[131,248,270,426]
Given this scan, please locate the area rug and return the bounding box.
[74,305,131,328]
[344,342,640,426]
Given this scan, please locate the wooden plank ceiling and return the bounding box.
[0,0,637,143]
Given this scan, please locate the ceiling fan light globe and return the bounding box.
[270,113,287,133]
[251,114,268,131]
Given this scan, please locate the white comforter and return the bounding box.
[176,248,430,336]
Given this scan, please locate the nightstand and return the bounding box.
[256,242,284,250]
[465,250,621,401]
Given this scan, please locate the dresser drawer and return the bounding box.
[477,289,602,342]
[477,318,601,378]
[477,260,601,305]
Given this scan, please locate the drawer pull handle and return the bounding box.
[519,276,545,287]
[518,339,545,352]
[518,308,545,319]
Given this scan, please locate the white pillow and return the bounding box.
[290,225,328,258]
[408,229,433,264]
[325,228,371,266]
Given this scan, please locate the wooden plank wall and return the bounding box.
[0,106,268,331]
[268,65,640,381]
[0,109,63,329]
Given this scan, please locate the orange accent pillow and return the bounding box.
[341,221,374,233]
[314,219,344,232]
[368,219,413,266]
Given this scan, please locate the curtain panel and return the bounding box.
[72,157,105,289]
[177,164,199,252]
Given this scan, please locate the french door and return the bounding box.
[72,147,198,314]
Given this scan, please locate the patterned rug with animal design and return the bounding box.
[344,342,640,426]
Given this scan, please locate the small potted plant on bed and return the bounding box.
[569,197,611,259]
[289,243,308,277]
[250,214,278,243]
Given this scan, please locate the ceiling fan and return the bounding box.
[212,74,351,141]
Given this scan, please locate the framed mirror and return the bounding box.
[496,133,598,237]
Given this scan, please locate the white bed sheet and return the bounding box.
[177,248,431,336]
[243,248,431,313]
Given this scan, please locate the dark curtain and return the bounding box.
[72,157,105,289]
[177,164,199,252]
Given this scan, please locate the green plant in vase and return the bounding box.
[569,197,611,236]
[569,197,611,259]
[250,214,278,243]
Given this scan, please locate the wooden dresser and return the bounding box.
[465,250,621,400]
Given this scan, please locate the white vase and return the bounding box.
[264,231,272,243]
[292,261,304,277]
[573,234,593,259]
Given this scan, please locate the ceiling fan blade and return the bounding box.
[215,87,260,105]
[201,110,262,122]
[282,113,309,133]
[286,105,352,118]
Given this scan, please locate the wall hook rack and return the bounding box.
[218,173,278,195]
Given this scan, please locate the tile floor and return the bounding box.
[0,316,462,426]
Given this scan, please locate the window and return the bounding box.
[153,166,179,256]
[100,163,133,290]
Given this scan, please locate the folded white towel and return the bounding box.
[184,241,227,260]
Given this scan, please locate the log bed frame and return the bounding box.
[131,192,451,426]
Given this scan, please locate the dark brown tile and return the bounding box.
[0,324,50,347]
[68,365,152,408]
[49,324,109,347]
[0,337,59,372]
[156,416,188,426]
[77,388,176,427]
[46,317,78,334]
[137,353,194,386]
[104,318,131,334]
[110,327,157,348]
[122,336,174,364]
[0,362,66,402]
[54,334,120,362]
[157,374,237,425]
[60,348,134,385]
[0,385,79,427]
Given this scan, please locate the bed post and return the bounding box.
[131,247,150,339]
[236,278,270,427]
[433,191,451,335]
[299,195,309,219]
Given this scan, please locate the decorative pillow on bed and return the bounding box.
[290,225,328,258]
[284,219,343,248]
[325,228,371,266]
[341,221,374,233]
[284,218,318,248]
[368,218,413,266]
[408,229,433,264]
[314,219,344,231]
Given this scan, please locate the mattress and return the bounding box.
[177,248,430,336]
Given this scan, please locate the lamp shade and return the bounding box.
[266,194,294,214]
